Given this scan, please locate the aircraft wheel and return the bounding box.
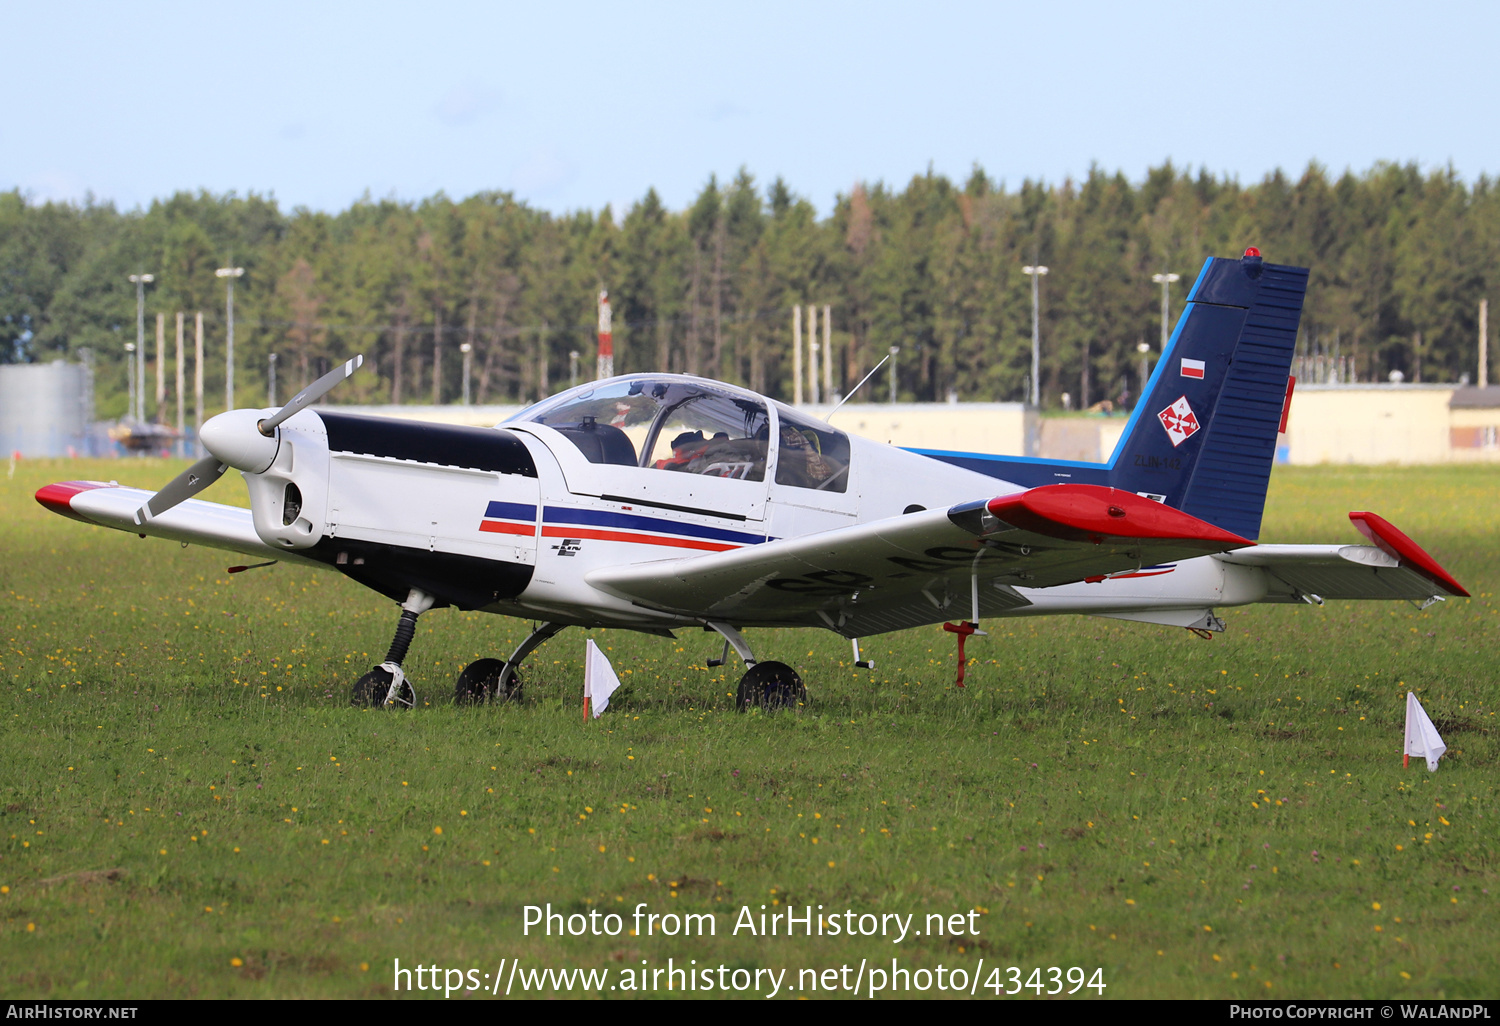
[498,664,524,701]
[735,660,806,711]
[454,658,520,705]
[350,666,416,709]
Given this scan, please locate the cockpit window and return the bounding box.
[511,378,770,480]
[774,406,850,493]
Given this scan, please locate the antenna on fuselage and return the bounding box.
[823,352,893,422]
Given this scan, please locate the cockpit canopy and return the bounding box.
[510,376,848,492]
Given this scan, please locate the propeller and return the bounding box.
[133,354,365,525]
[133,455,228,526]
[257,355,363,436]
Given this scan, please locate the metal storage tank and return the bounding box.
[0,361,90,457]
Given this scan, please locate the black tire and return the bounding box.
[350,666,415,709]
[735,660,807,711]
[454,658,515,705]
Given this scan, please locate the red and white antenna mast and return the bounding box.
[596,289,613,379]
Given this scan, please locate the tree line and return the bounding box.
[2,160,1496,420]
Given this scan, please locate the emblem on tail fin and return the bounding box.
[1157,396,1200,447]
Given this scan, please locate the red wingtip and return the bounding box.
[988,485,1251,549]
[1349,512,1469,597]
[35,481,109,525]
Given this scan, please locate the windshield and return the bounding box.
[512,378,771,479]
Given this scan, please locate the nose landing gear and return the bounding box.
[351,589,435,709]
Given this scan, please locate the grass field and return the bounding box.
[1,458,1496,999]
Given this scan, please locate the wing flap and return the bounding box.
[588,484,1250,635]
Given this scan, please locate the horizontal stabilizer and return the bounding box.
[1218,512,1467,601]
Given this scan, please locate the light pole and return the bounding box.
[888,346,900,404]
[124,343,137,422]
[1151,272,1180,352]
[1021,265,1048,406]
[127,273,154,421]
[569,350,579,389]
[460,343,473,405]
[1137,341,1152,405]
[268,353,278,406]
[216,266,245,410]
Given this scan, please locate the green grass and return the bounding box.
[1,459,1496,999]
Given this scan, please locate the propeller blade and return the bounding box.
[134,456,228,526]
[258,354,363,435]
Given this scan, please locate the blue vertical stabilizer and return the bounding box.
[910,251,1308,541]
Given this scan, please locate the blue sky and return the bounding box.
[8,1,1498,216]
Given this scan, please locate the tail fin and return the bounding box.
[912,250,1308,541]
[1105,251,1307,539]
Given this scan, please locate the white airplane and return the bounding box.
[36,250,1467,708]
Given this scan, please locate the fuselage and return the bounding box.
[244,373,1265,634]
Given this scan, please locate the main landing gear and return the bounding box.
[351,606,810,712]
[351,588,436,709]
[454,621,567,705]
[706,621,806,711]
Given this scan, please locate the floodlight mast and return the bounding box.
[127,273,154,422]
[124,343,137,423]
[1021,265,1048,406]
[1152,272,1180,352]
[216,267,245,411]
[460,343,473,406]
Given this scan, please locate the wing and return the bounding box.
[35,480,318,567]
[587,484,1250,637]
[1217,511,1469,603]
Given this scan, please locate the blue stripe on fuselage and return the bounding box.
[484,501,538,521]
[542,506,766,545]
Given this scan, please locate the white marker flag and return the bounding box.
[584,639,622,720]
[1404,691,1447,772]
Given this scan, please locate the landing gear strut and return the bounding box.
[454,622,566,705]
[351,589,435,709]
[704,621,807,711]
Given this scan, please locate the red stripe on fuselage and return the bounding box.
[479,520,535,536]
[539,525,739,552]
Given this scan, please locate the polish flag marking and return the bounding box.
[1157,396,1201,447]
[1180,358,1205,379]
